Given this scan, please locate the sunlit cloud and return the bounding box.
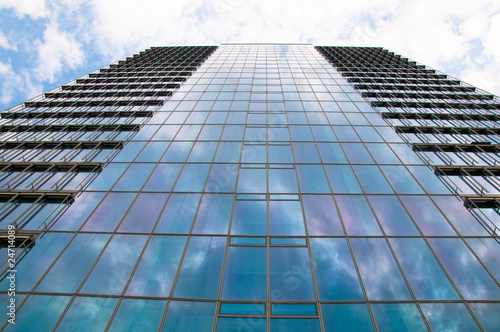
[0,0,499,110]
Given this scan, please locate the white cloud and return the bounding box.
[1,0,500,108]
[34,23,84,83]
[0,0,47,19]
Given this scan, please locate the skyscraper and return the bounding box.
[0,44,498,331]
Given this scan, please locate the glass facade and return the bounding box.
[0,44,498,331]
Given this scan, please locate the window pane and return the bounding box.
[51,192,106,231]
[269,200,305,236]
[214,142,242,162]
[155,194,201,233]
[237,168,266,193]
[270,319,320,332]
[205,164,238,193]
[231,200,267,235]
[324,165,362,193]
[119,193,168,232]
[310,238,363,300]
[371,303,427,332]
[292,142,320,163]
[162,301,215,332]
[174,164,210,192]
[302,195,343,235]
[221,247,267,300]
[353,165,393,194]
[112,163,155,191]
[188,142,218,162]
[80,235,147,295]
[350,238,412,300]
[143,164,182,191]
[420,303,481,332]
[269,168,299,193]
[3,295,71,332]
[296,165,330,193]
[108,299,165,332]
[173,236,225,299]
[270,247,315,301]
[82,193,136,232]
[126,236,187,296]
[367,195,419,235]
[390,238,459,300]
[380,165,424,194]
[216,317,266,332]
[161,142,193,162]
[401,196,456,236]
[36,233,110,293]
[55,297,118,332]
[336,195,382,235]
[192,194,233,234]
[321,304,374,332]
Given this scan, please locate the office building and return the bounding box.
[0,44,498,331]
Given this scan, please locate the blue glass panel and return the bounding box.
[310,238,363,300]
[332,126,359,142]
[466,238,500,281]
[3,295,71,332]
[469,303,500,331]
[36,233,110,293]
[119,193,168,232]
[292,142,321,163]
[205,164,238,192]
[214,142,242,162]
[126,236,186,296]
[152,125,181,140]
[365,143,400,163]
[192,194,233,234]
[162,301,216,332]
[433,196,489,236]
[355,126,383,142]
[390,238,459,300]
[324,165,362,193]
[353,165,393,194]
[272,304,316,315]
[270,319,320,332]
[188,142,218,162]
[161,141,193,162]
[321,304,374,332]
[380,165,424,194]
[421,303,481,332]
[271,237,306,245]
[268,127,290,141]
[82,193,136,231]
[80,235,147,295]
[237,168,266,193]
[311,125,337,141]
[220,303,265,315]
[401,196,456,235]
[269,145,294,163]
[87,163,127,191]
[241,144,267,163]
[221,125,245,140]
[174,164,210,192]
[131,125,159,140]
[230,237,266,244]
[176,124,202,140]
[336,195,382,235]
[112,142,146,162]
[371,303,427,332]
[142,163,182,191]
[108,299,165,332]
[341,143,373,163]
[407,165,451,194]
[55,297,118,332]
[173,236,225,299]
[222,247,267,300]
[112,163,155,191]
[155,194,201,233]
[269,200,305,236]
[289,125,313,141]
[0,233,72,292]
[367,195,419,235]
[270,247,315,301]
[269,168,299,193]
[135,142,168,162]
[231,200,267,235]
[428,238,500,300]
[198,125,223,140]
[302,195,343,235]
[245,127,266,141]
[51,192,106,231]
[296,165,330,193]
[317,142,347,163]
[350,238,412,300]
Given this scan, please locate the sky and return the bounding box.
[0,0,499,110]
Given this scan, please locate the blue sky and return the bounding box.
[0,0,499,110]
